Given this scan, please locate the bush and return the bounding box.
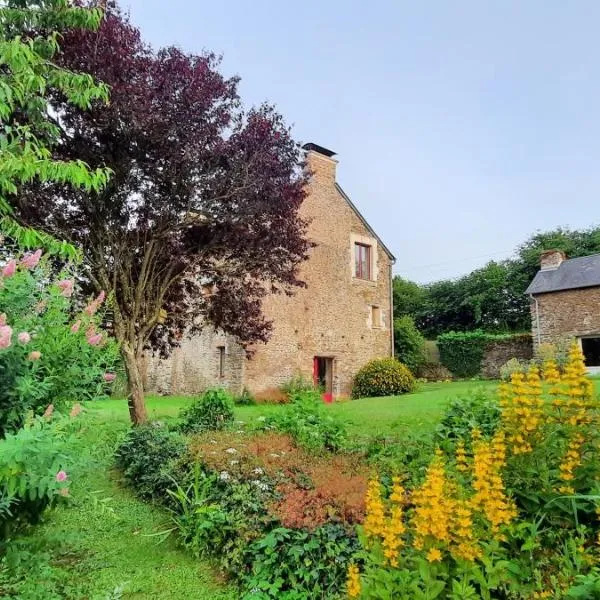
[499,357,529,380]
[114,423,186,500]
[352,358,415,399]
[234,388,256,406]
[0,411,81,539]
[261,398,348,453]
[243,524,360,599]
[177,388,235,434]
[393,316,425,373]
[0,251,120,435]
[280,374,319,403]
[434,390,501,444]
[437,330,488,378]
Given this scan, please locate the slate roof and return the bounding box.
[526,253,600,295]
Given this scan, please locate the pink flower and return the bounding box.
[18,331,31,344]
[20,249,42,270]
[70,320,81,333]
[2,260,16,278]
[28,350,42,361]
[0,325,12,349]
[84,291,106,316]
[69,403,82,418]
[43,404,54,418]
[55,470,68,483]
[87,333,102,346]
[57,279,74,297]
[103,372,116,382]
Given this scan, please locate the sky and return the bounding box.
[122,0,600,283]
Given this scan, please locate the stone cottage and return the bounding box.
[526,249,600,371]
[145,143,396,399]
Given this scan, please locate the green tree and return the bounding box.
[392,276,425,319]
[0,0,110,255]
[393,315,425,373]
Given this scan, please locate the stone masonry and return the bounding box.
[145,144,395,398]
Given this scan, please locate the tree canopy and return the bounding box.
[394,225,600,339]
[14,5,310,423]
[0,0,110,255]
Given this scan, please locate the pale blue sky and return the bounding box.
[122,0,600,283]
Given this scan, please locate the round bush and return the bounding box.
[352,358,416,399]
[178,388,235,434]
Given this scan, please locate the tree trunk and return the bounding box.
[121,344,148,425]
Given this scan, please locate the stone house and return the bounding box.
[145,143,396,399]
[526,249,600,372]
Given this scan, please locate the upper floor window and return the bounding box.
[354,243,372,280]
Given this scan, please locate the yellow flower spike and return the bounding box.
[346,563,361,598]
[364,477,386,538]
[426,547,442,563]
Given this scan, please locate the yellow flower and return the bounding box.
[346,563,361,598]
[382,506,405,566]
[426,547,442,562]
[364,477,385,537]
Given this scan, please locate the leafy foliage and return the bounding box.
[393,315,426,373]
[352,358,416,399]
[114,424,186,501]
[0,252,119,435]
[15,6,310,423]
[280,374,320,403]
[434,390,501,444]
[261,394,348,452]
[437,330,489,378]
[243,524,360,599]
[178,389,235,435]
[0,0,110,255]
[0,412,79,539]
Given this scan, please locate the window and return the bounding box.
[354,243,371,280]
[371,305,382,328]
[581,337,600,367]
[218,346,225,378]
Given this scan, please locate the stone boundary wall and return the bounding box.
[481,334,533,378]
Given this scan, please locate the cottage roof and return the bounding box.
[526,253,600,295]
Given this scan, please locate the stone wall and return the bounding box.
[144,328,245,395]
[530,287,600,349]
[481,334,533,378]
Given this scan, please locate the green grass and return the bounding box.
[1,412,235,600]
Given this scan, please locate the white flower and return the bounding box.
[225,448,238,454]
[252,480,270,491]
[230,460,239,465]
[257,416,267,422]
[219,471,231,481]
[252,467,264,475]
[269,453,279,458]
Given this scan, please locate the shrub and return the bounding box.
[234,388,256,406]
[499,357,529,380]
[437,330,488,378]
[434,390,501,444]
[0,411,81,539]
[262,398,348,452]
[280,373,319,403]
[352,358,415,399]
[243,524,360,600]
[393,316,425,373]
[0,252,120,435]
[177,388,235,434]
[114,423,186,500]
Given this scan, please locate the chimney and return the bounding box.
[540,249,566,270]
[302,142,338,184]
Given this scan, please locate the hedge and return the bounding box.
[437,331,529,378]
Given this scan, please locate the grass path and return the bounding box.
[1,417,235,600]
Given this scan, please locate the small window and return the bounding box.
[371,306,382,328]
[581,337,600,367]
[218,346,225,378]
[355,243,372,280]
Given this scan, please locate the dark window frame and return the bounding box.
[218,346,226,378]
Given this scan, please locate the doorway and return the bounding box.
[581,337,600,367]
[313,356,333,394]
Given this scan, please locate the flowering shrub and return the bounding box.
[352,358,415,399]
[0,408,82,539]
[348,342,600,598]
[0,251,119,434]
[177,388,235,434]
